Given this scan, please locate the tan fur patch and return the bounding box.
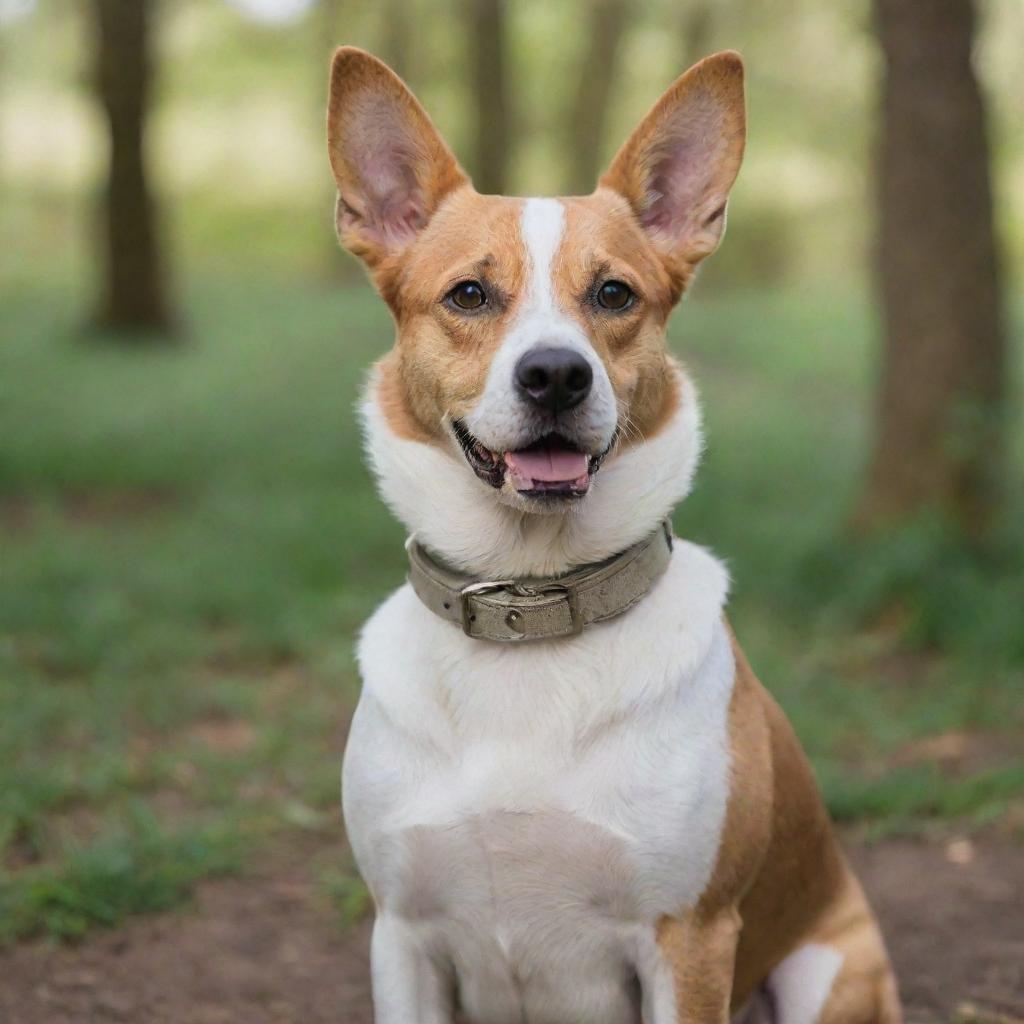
[557,192,681,446]
[374,351,431,444]
[378,191,528,439]
[725,633,848,1007]
[657,627,899,1017]
[656,908,742,1023]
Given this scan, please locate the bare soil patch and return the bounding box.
[0,849,372,1024]
[0,835,1019,1024]
[847,836,1022,1022]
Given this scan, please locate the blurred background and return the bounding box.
[0,1,1021,1021]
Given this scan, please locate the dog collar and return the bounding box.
[405,520,674,642]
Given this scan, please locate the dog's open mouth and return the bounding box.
[452,420,611,498]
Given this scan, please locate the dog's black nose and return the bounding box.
[514,347,593,412]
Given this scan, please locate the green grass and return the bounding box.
[319,867,373,928]
[1,273,1022,941]
[0,806,241,941]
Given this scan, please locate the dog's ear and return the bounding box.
[327,47,468,267]
[599,51,745,283]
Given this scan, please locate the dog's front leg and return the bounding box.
[652,907,741,1024]
[371,915,453,1024]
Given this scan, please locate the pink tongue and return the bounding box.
[505,447,588,483]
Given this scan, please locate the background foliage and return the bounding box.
[0,0,1021,961]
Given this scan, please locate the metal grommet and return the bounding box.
[505,608,524,633]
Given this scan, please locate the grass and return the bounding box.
[0,806,241,942]
[1,272,1022,941]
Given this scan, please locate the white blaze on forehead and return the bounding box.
[521,197,566,317]
[462,196,618,454]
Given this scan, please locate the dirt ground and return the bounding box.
[0,835,1020,1024]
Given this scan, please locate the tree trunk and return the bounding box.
[681,1,714,70]
[564,0,629,194]
[91,0,174,336]
[381,0,413,83]
[465,0,510,195]
[858,0,1005,534]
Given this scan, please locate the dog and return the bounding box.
[327,45,901,1024]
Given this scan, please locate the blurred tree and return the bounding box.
[681,0,713,68]
[317,0,356,281]
[858,0,1006,535]
[381,0,411,82]
[91,0,174,336]
[564,0,629,194]
[465,0,510,194]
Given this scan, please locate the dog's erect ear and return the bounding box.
[600,51,745,281]
[327,47,468,266]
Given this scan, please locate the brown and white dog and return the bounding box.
[328,46,901,1024]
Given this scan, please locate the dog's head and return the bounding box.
[327,48,745,575]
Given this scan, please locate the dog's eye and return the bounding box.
[447,281,487,310]
[596,280,634,311]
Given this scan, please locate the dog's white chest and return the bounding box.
[344,543,735,1024]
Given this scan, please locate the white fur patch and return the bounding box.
[345,540,734,1024]
[464,197,618,456]
[734,943,844,1024]
[769,943,844,1023]
[522,196,563,312]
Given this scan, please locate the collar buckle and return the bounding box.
[459,579,515,636]
[459,579,584,640]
